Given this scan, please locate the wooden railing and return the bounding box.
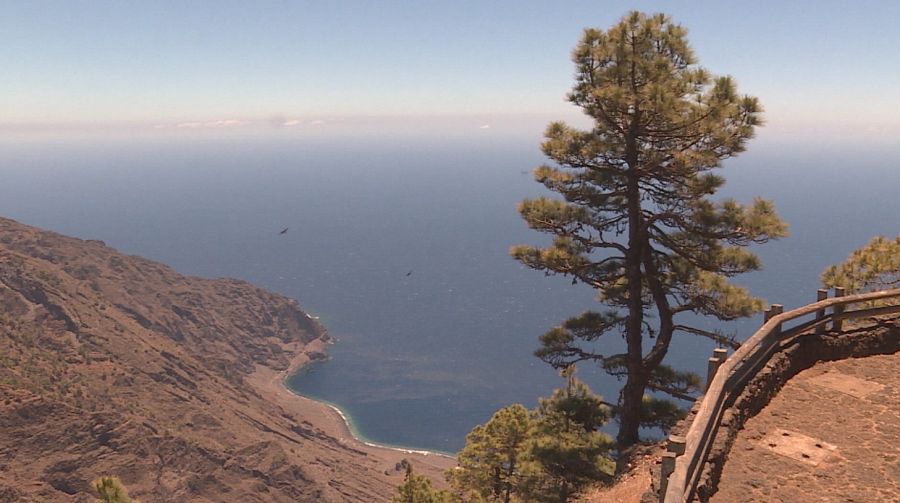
[659,288,900,503]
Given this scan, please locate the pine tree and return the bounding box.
[448,404,533,503]
[448,371,615,503]
[392,463,452,503]
[526,367,614,502]
[511,11,787,447]
[93,476,139,503]
[822,235,899,297]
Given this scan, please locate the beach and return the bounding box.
[247,336,457,487]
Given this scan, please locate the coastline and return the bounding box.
[290,386,458,458]
[279,341,457,459]
[248,334,457,485]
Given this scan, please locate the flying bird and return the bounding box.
[405,270,413,277]
[279,227,289,235]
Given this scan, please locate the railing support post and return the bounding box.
[833,287,846,332]
[713,348,728,365]
[815,289,828,334]
[770,304,784,336]
[667,434,686,455]
[659,435,687,502]
[706,348,728,392]
[659,452,677,502]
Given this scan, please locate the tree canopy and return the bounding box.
[511,11,786,447]
[822,235,899,294]
[526,367,614,502]
[392,463,452,503]
[447,369,613,503]
[448,404,534,503]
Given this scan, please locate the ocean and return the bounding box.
[1,129,897,453]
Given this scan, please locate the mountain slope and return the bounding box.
[0,217,450,502]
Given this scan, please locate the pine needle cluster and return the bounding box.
[822,235,899,295]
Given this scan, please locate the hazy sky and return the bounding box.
[3,1,899,139]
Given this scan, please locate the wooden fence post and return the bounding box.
[659,435,686,502]
[706,348,729,391]
[833,287,846,332]
[659,452,677,502]
[667,434,686,455]
[770,304,784,336]
[713,347,728,363]
[815,289,828,334]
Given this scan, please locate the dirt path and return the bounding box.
[711,352,900,503]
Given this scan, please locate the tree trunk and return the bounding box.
[616,366,646,444]
[504,462,513,503]
[618,126,645,450]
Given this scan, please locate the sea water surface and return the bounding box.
[1,130,897,453]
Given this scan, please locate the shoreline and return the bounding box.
[268,335,458,460]
[240,334,462,493]
[279,364,457,459]
[248,335,458,488]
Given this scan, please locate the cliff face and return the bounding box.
[0,217,446,502]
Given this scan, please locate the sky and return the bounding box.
[2,0,899,141]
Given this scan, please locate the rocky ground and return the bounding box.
[710,352,900,503]
[581,444,659,503]
[0,217,452,502]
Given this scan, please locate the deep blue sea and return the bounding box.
[1,129,897,453]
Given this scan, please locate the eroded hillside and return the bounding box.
[0,217,450,502]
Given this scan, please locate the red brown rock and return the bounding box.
[0,217,453,502]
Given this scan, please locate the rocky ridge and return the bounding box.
[0,217,449,502]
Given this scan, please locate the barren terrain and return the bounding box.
[0,217,452,502]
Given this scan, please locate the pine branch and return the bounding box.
[645,382,697,402]
[674,325,740,349]
[641,243,676,369]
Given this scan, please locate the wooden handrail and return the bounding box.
[661,288,900,502]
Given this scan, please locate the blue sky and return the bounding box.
[2,1,899,139]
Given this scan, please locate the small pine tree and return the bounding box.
[822,235,899,296]
[449,370,615,503]
[448,404,534,503]
[93,476,139,503]
[525,367,614,503]
[392,463,452,503]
